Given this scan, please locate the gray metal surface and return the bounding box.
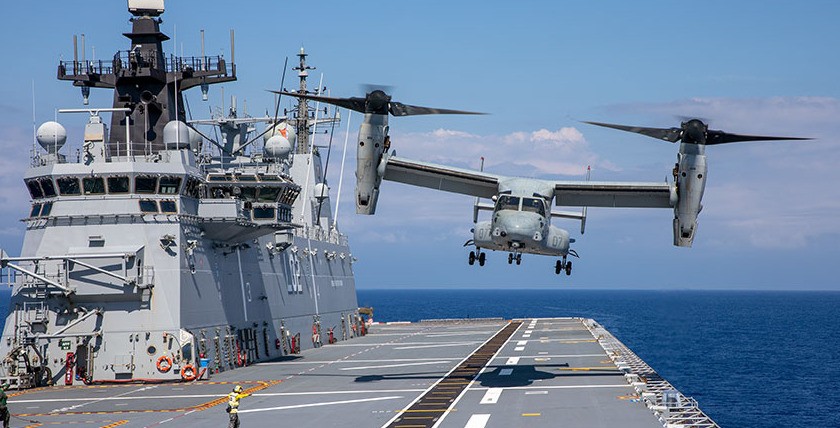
[6,318,717,427]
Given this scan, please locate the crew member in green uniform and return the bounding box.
[0,383,10,428]
[227,385,251,428]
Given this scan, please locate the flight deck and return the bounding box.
[7,318,717,428]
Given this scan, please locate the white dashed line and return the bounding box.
[465,413,491,428]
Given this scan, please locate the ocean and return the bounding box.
[2,289,837,427]
[357,289,840,428]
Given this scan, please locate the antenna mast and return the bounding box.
[293,47,314,154]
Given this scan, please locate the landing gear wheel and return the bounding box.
[555,260,562,275]
[515,254,522,265]
[565,261,572,276]
[478,252,486,266]
[508,253,513,264]
[468,251,476,266]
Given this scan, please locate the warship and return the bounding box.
[0,2,720,427]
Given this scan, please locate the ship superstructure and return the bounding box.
[0,1,360,389]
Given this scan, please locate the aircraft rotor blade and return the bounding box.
[268,90,367,113]
[389,102,486,117]
[583,121,682,142]
[704,130,812,145]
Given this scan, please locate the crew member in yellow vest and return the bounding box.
[227,385,251,428]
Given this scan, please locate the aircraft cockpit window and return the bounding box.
[521,198,546,216]
[57,177,81,196]
[496,195,520,211]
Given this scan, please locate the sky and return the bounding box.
[1,1,839,290]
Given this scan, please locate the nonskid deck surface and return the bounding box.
[7,318,661,428]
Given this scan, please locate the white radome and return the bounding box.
[36,121,67,154]
[264,135,292,159]
[163,120,190,149]
[263,122,296,147]
[313,182,330,200]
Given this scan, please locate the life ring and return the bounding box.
[156,355,173,373]
[181,364,197,381]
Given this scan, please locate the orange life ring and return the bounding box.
[181,364,197,381]
[156,355,173,373]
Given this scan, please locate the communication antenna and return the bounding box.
[271,56,289,137]
[332,110,352,229]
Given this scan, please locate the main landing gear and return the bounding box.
[468,250,486,267]
[555,257,572,276]
[507,253,522,265]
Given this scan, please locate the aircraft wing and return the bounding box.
[553,181,675,208]
[383,156,500,199]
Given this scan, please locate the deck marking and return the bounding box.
[522,413,541,417]
[464,414,491,428]
[480,388,502,404]
[394,342,481,350]
[525,391,548,395]
[524,330,533,334]
[505,357,520,365]
[238,396,403,414]
[499,369,513,376]
[339,361,451,371]
[472,384,631,391]
[516,340,527,346]
[514,346,525,351]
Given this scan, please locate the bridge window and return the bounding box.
[257,188,280,202]
[26,180,43,199]
[30,204,41,217]
[40,179,57,197]
[83,177,106,195]
[158,177,182,194]
[522,198,546,216]
[160,200,177,213]
[240,187,257,201]
[184,177,201,198]
[253,206,276,220]
[107,176,130,194]
[57,177,82,196]
[495,195,520,211]
[135,176,157,194]
[139,199,158,213]
[41,202,53,217]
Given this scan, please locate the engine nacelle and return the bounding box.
[673,146,707,247]
[355,114,389,215]
[545,225,571,254]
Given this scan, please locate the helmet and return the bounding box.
[233,385,243,393]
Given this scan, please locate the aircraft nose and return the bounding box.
[495,212,541,241]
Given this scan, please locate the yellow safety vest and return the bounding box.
[228,392,248,414]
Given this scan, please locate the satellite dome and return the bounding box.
[163,121,190,149]
[263,122,296,147]
[313,183,330,200]
[264,135,292,159]
[36,121,67,154]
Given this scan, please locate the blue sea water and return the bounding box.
[357,289,840,428]
[1,289,836,427]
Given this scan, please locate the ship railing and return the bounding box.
[165,54,233,75]
[0,253,147,297]
[294,224,349,246]
[58,59,115,77]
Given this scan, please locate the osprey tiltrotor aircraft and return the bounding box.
[274,89,807,275]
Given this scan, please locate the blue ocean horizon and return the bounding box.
[2,288,837,427]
